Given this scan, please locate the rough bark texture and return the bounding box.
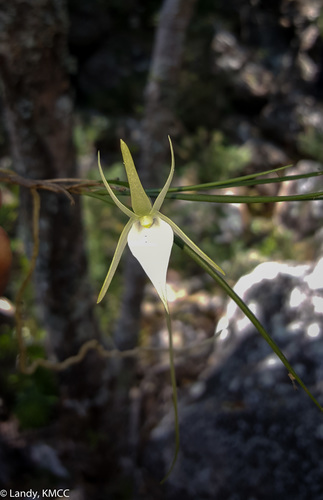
[0,0,108,400]
[114,0,197,349]
[0,2,129,495]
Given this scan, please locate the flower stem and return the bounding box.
[160,308,180,484]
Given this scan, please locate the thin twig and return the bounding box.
[13,187,217,374]
[0,169,127,199]
[0,169,75,204]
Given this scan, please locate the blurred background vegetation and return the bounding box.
[0,0,323,497]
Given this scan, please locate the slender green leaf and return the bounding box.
[82,191,118,206]
[165,191,323,204]
[174,235,323,413]
[147,164,293,194]
[222,170,323,189]
[91,167,323,202]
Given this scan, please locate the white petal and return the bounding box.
[127,217,173,311]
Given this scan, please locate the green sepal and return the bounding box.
[98,151,134,218]
[120,139,152,216]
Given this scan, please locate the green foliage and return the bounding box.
[0,330,58,429]
[298,126,323,163]
[0,329,18,406]
[0,197,17,231]
[180,129,251,182]
[9,362,58,430]
[252,220,295,259]
[0,329,16,356]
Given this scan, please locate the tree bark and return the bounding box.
[114,0,197,349]
[0,2,130,495]
[0,0,106,400]
[141,0,197,186]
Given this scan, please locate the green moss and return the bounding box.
[10,365,58,430]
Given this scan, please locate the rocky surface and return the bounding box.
[141,257,323,499]
[210,0,323,178]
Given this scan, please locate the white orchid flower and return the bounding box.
[97,137,224,310]
[97,137,224,482]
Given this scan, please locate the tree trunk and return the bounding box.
[141,0,197,187]
[0,2,130,495]
[0,0,108,403]
[114,0,197,349]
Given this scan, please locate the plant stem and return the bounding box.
[160,308,180,484]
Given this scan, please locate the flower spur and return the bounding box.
[97,137,224,482]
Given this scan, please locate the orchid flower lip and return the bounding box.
[127,215,173,312]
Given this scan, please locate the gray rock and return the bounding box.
[142,258,323,499]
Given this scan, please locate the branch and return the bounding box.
[12,185,216,374]
[0,168,128,202]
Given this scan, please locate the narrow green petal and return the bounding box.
[120,140,152,216]
[127,217,173,312]
[98,151,134,218]
[152,136,175,212]
[97,219,134,303]
[159,213,225,276]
